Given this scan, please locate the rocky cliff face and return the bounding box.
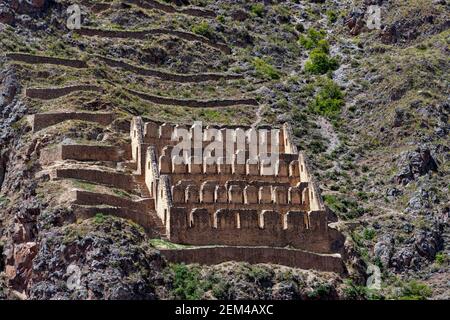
[0,0,448,300]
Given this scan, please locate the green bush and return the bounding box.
[323,194,364,220]
[94,213,107,224]
[0,196,9,207]
[169,264,205,300]
[309,140,327,153]
[399,280,432,300]
[305,48,339,74]
[316,39,330,54]
[307,283,333,299]
[216,15,225,24]
[363,228,377,241]
[343,279,382,300]
[298,28,326,50]
[435,252,447,265]
[252,57,281,80]
[250,3,265,18]
[327,10,338,23]
[247,266,273,285]
[191,21,213,38]
[311,79,344,119]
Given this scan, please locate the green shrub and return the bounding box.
[305,48,339,74]
[307,283,333,299]
[435,252,447,265]
[363,228,376,241]
[216,15,225,24]
[298,28,326,50]
[247,266,273,285]
[311,79,344,119]
[191,21,213,38]
[326,10,338,23]
[343,279,369,300]
[323,194,364,220]
[309,140,327,153]
[316,39,330,54]
[343,279,381,300]
[250,3,265,18]
[169,264,204,300]
[94,213,107,224]
[252,57,281,80]
[295,23,305,33]
[399,280,432,300]
[0,196,9,207]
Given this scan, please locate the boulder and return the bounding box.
[395,147,438,185]
[0,4,15,25]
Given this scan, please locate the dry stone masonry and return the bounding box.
[130,117,343,255]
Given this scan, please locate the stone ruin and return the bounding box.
[131,117,343,255]
[31,112,345,273]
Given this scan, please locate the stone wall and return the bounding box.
[130,116,337,253]
[78,27,231,54]
[73,205,160,236]
[40,144,131,164]
[29,112,115,132]
[160,246,346,275]
[126,0,217,18]
[6,53,88,68]
[126,88,258,108]
[167,207,337,253]
[71,190,154,212]
[96,55,241,83]
[26,85,103,100]
[54,168,135,192]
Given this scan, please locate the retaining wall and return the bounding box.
[126,0,216,18]
[160,246,346,275]
[126,88,258,108]
[6,52,88,68]
[55,168,135,192]
[71,190,154,211]
[72,205,161,236]
[168,207,336,253]
[30,112,115,132]
[77,27,231,54]
[96,55,242,82]
[40,144,131,164]
[26,85,103,100]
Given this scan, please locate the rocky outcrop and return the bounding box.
[394,147,438,185]
[0,0,51,25]
[0,3,14,25]
[29,216,165,299]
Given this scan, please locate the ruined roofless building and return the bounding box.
[130,117,345,259]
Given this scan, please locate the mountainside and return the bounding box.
[0,0,448,300]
